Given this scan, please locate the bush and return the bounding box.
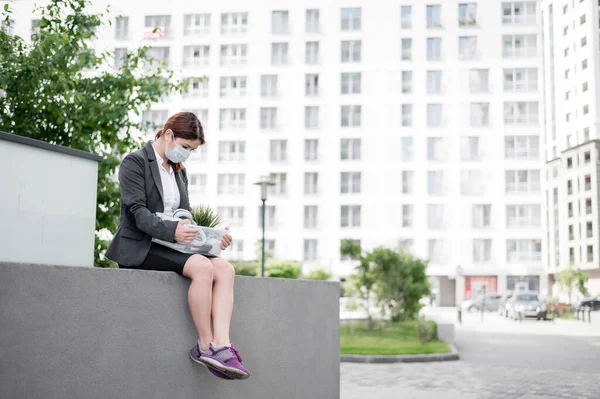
[233,262,259,276]
[266,261,302,279]
[416,318,437,344]
[303,268,332,280]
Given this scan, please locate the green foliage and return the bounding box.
[233,261,259,277]
[265,260,302,279]
[557,264,590,304]
[340,240,377,329]
[303,268,332,281]
[0,0,190,267]
[416,318,438,344]
[191,205,223,228]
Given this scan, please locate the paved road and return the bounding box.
[341,313,600,398]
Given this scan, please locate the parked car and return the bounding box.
[497,291,514,317]
[466,293,502,312]
[507,292,547,320]
[577,295,600,310]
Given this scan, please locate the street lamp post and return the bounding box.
[253,175,275,277]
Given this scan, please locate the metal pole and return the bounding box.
[261,198,266,278]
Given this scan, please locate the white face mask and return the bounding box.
[164,131,191,163]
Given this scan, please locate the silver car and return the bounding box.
[507,292,547,320]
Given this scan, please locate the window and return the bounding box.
[587,222,593,238]
[584,151,591,163]
[217,173,245,195]
[427,38,442,61]
[469,69,489,92]
[187,78,209,98]
[427,104,443,127]
[427,5,442,28]
[401,6,412,29]
[271,43,288,65]
[304,239,318,261]
[585,175,592,191]
[581,36,587,47]
[341,172,362,194]
[220,76,246,97]
[584,127,590,141]
[580,14,586,25]
[269,140,287,162]
[184,14,210,35]
[461,137,481,161]
[341,40,362,62]
[400,137,414,161]
[564,26,569,36]
[217,206,245,228]
[428,171,445,195]
[428,204,446,229]
[461,170,484,195]
[218,141,246,162]
[504,136,540,159]
[470,103,490,127]
[306,9,320,33]
[1,19,14,35]
[261,75,278,97]
[506,239,542,263]
[567,157,573,169]
[305,106,319,129]
[427,137,446,161]
[503,35,537,58]
[268,173,287,196]
[272,11,289,34]
[503,68,538,92]
[505,170,540,193]
[114,48,128,69]
[588,246,594,262]
[341,105,361,127]
[504,102,539,125]
[401,38,412,60]
[305,74,319,96]
[304,206,318,229]
[583,82,589,92]
[221,12,248,34]
[341,138,361,160]
[306,42,319,64]
[189,174,207,194]
[401,104,413,127]
[219,108,246,130]
[564,47,569,57]
[260,108,277,130]
[402,171,414,194]
[341,205,361,228]
[427,71,442,94]
[565,69,570,80]
[472,204,491,228]
[144,15,170,38]
[569,225,575,241]
[583,105,589,115]
[142,110,168,132]
[402,71,413,93]
[305,139,319,162]
[220,44,247,66]
[459,36,477,59]
[183,45,209,67]
[305,172,319,195]
[582,59,588,70]
[402,205,413,227]
[502,2,536,25]
[341,7,361,31]
[341,72,361,94]
[428,239,447,263]
[586,198,593,214]
[473,239,492,263]
[145,47,170,67]
[506,205,541,228]
[458,3,477,25]
[568,180,573,195]
[115,16,129,39]
[31,19,40,40]
[187,109,208,127]
[258,207,276,229]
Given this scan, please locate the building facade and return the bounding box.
[541,0,600,298]
[2,0,548,304]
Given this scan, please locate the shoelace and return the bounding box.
[229,345,242,363]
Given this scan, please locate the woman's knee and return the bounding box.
[183,255,214,281]
[212,258,235,283]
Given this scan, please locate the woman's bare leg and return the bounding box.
[183,254,214,351]
[209,257,235,347]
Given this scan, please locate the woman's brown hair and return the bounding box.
[154,112,205,172]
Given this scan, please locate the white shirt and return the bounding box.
[152,144,180,216]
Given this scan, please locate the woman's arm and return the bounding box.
[119,154,179,242]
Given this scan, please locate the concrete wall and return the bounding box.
[0,134,101,267]
[439,276,456,307]
[0,263,340,399]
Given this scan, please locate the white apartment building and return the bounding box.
[3,0,547,305]
[541,0,600,298]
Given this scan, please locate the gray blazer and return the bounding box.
[105,141,191,267]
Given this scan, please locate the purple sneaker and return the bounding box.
[189,344,233,380]
[198,343,250,380]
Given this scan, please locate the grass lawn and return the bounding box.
[340,320,451,356]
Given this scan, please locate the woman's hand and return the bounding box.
[174,220,199,243]
[221,226,233,250]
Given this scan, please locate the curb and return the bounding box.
[340,344,460,363]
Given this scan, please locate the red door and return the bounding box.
[464,276,498,300]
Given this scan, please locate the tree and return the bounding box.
[0,0,189,267]
[557,263,590,304]
[303,268,332,281]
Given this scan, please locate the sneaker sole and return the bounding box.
[196,356,250,380]
[189,354,234,380]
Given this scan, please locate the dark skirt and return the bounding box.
[119,242,216,275]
